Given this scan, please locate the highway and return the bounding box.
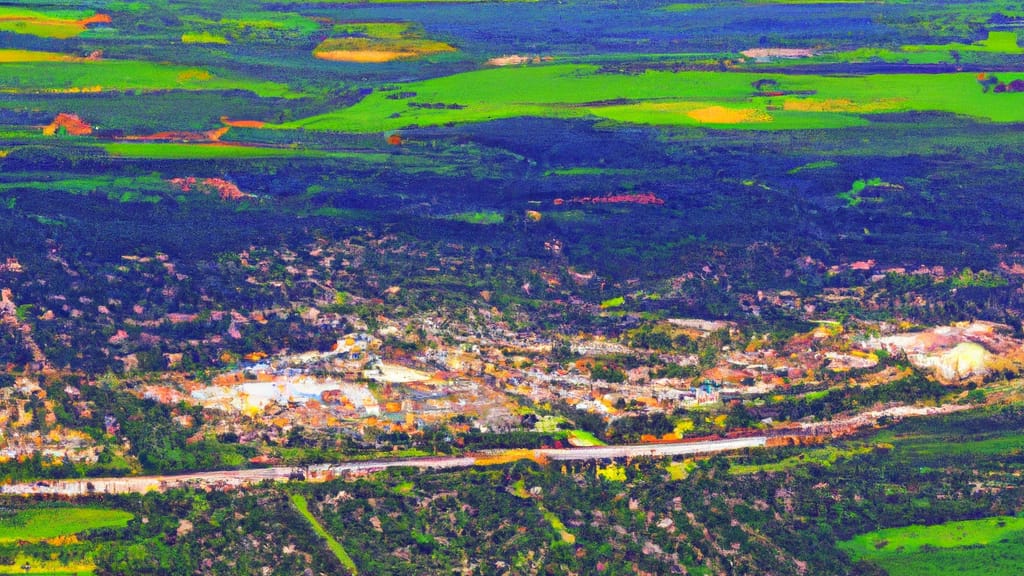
[0,436,766,497]
[537,436,765,461]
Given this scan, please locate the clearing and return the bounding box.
[280,64,1024,133]
[0,507,133,543]
[314,21,455,63]
[839,516,1024,576]
[290,494,359,575]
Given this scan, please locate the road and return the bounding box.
[0,436,765,497]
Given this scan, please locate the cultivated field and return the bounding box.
[839,516,1024,576]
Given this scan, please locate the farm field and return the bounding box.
[280,64,1024,132]
[0,554,95,575]
[0,507,133,543]
[101,142,387,160]
[879,430,1024,460]
[313,21,456,63]
[0,53,291,96]
[839,516,1024,576]
[2,0,1024,574]
[729,443,874,474]
[0,6,107,39]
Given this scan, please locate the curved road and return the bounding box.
[0,436,765,496]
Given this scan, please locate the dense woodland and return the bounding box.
[3,116,1024,376]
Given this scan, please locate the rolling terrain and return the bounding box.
[1,1,1024,575]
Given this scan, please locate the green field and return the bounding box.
[787,160,838,174]
[102,142,387,161]
[0,176,170,204]
[665,459,698,480]
[540,506,576,544]
[839,516,1024,576]
[766,31,1024,68]
[600,296,625,309]
[280,64,1024,133]
[0,553,95,575]
[290,494,359,575]
[883,431,1024,458]
[0,54,292,96]
[448,211,504,224]
[730,444,874,474]
[904,31,1024,55]
[180,11,320,44]
[544,167,642,176]
[0,6,98,39]
[567,430,606,446]
[0,507,133,543]
[271,0,537,3]
[314,20,455,62]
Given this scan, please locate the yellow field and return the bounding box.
[0,554,93,575]
[0,49,84,63]
[0,8,109,39]
[313,22,456,63]
[783,98,906,113]
[688,105,772,124]
[315,49,416,63]
[314,38,455,62]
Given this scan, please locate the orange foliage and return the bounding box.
[558,193,664,206]
[221,116,266,128]
[42,113,92,136]
[168,177,247,200]
[79,13,111,26]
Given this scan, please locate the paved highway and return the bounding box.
[0,436,766,496]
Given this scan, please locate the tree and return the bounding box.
[135,347,167,373]
[752,78,779,92]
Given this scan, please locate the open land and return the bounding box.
[2,0,1024,574]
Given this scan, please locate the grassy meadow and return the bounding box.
[0,54,292,96]
[0,507,133,543]
[280,64,1024,133]
[0,6,104,39]
[839,516,1024,576]
[729,444,875,474]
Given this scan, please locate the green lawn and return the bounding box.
[289,494,359,575]
[839,516,1024,576]
[0,507,133,543]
